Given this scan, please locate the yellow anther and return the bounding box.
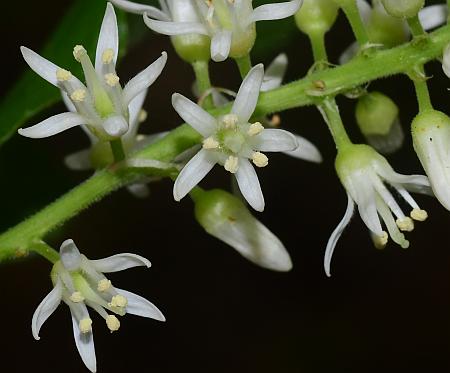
[224,155,239,174]
[202,137,219,149]
[222,114,238,129]
[102,48,114,64]
[411,208,428,222]
[69,291,85,303]
[105,73,120,87]
[97,279,112,292]
[247,122,264,136]
[70,89,86,102]
[79,318,92,334]
[373,231,389,250]
[109,295,128,308]
[138,110,148,123]
[270,114,281,127]
[252,152,268,167]
[56,69,72,82]
[396,217,414,232]
[73,45,87,62]
[106,315,120,332]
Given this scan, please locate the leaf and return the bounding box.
[0,0,128,147]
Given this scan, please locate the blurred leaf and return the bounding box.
[0,0,128,147]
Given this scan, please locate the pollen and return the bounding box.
[102,48,114,64]
[222,114,238,129]
[396,217,414,232]
[70,89,86,102]
[79,318,92,334]
[109,295,128,308]
[73,45,87,62]
[105,73,120,87]
[106,315,121,332]
[97,279,112,292]
[69,291,85,303]
[410,208,428,221]
[202,137,219,149]
[252,152,268,167]
[224,155,239,173]
[138,109,148,123]
[374,231,389,249]
[247,122,264,136]
[56,69,72,82]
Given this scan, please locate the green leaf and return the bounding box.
[0,0,128,147]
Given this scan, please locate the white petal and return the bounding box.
[143,14,208,35]
[324,194,355,277]
[60,239,82,271]
[20,46,61,87]
[171,93,217,137]
[261,53,287,92]
[283,135,322,163]
[338,41,359,65]
[91,253,151,273]
[62,91,77,112]
[235,158,265,212]
[116,288,166,321]
[128,89,148,132]
[64,149,92,171]
[232,64,264,123]
[210,30,232,62]
[95,3,119,72]
[356,0,372,25]
[31,280,63,340]
[122,52,167,108]
[173,149,217,201]
[18,112,86,139]
[110,0,170,20]
[253,129,298,152]
[71,312,96,373]
[419,5,447,31]
[103,115,128,137]
[126,183,150,198]
[249,0,302,25]
[353,176,383,235]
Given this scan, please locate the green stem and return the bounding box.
[410,66,433,112]
[309,32,328,62]
[235,54,252,78]
[407,15,426,37]
[110,138,126,162]
[340,1,370,45]
[192,60,214,109]
[30,241,60,264]
[319,98,352,149]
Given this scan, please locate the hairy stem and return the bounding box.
[340,1,370,45]
[235,54,252,78]
[192,60,214,109]
[110,138,126,163]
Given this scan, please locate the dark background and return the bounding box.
[1,1,450,372]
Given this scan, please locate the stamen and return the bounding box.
[270,114,281,127]
[411,208,428,221]
[109,295,128,308]
[73,45,87,62]
[102,49,114,64]
[79,318,92,334]
[70,89,87,102]
[396,217,414,232]
[69,291,85,303]
[104,73,120,87]
[56,69,72,82]
[222,114,238,129]
[106,315,120,332]
[373,231,389,249]
[224,155,239,173]
[247,122,264,136]
[97,279,112,292]
[202,137,219,149]
[138,110,148,123]
[252,152,268,167]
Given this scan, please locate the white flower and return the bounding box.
[325,144,431,276]
[32,239,165,373]
[172,64,298,212]
[113,0,302,62]
[18,3,167,142]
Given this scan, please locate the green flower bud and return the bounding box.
[171,35,211,63]
[380,0,425,19]
[294,0,339,36]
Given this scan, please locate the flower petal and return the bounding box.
[352,175,383,235]
[20,46,62,87]
[210,30,232,62]
[110,0,170,20]
[143,13,208,35]
[253,129,298,152]
[90,253,151,273]
[173,149,217,201]
[249,0,302,25]
[324,194,354,277]
[171,93,217,137]
[283,135,322,163]
[71,312,96,373]
[62,91,77,112]
[64,149,92,171]
[126,183,150,198]
[338,41,359,65]
[103,115,128,137]
[116,288,166,321]
[95,3,119,72]
[231,64,264,123]
[122,52,167,108]
[235,158,265,212]
[60,239,83,271]
[261,53,288,92]
[356,0,371,25]
[419,5,447,31]
[31,280,63,340]
[18,112,86,139]
[128,89,148,133]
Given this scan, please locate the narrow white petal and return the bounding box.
[353,176,383,235]
[128,89,148,132]
[116,288,166,321]
[60,239,82,271]
[18,112,86,139]
[419,5,447,31]
[261,53,288,92]
[71,313,96,373]
[254,129,298,152]
[32,280,63,340]
[324,194,355,277]
[62,91,77,112]
[122,52,167,107]
[95,3,119,72]
[171,93,217,137]
[126,183,150,198]
[91,253,151,273]
[232,64,264,123]
[173,149,217,201]
[64,149,92,171]
[103,115,128,137]
[110,0,170,20]
[283,135,322,163]
[20,46,62,87]
[356,0,371,25]
[143,14,208,35]
[210,30,232,62]
[249,0,302,25]
[235,159,265,212]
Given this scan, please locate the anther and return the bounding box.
[106,315,120,332]
[222,114,238,129]
[69,291,85,303]
[396,217,414,232]
[109,295,128,308]
[270,114,281,127]
[252,152,268,167]
[247,122,264,136]
[102,48,114,64]
[105,73,120,87]
[70,89,86,102]
[410,208,428,222]
[374,231,389,249]
[202,137,219,149]
[79,318,92,334]
[138,110,148,123]
[224,155,239,173]
[73,45,87,62]
[56,69,72,82]
[97,279,112,292]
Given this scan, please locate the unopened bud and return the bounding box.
[380,0,424,19]
[295,0,339,36]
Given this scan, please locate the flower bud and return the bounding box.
[380,0,425,19]
[294,0,339,36]
[355,92,403,154]
[193,189,292,271]
[442,43,450,78]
